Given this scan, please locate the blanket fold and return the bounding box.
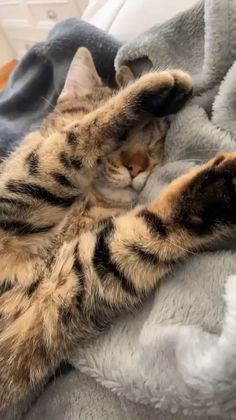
[116,0,236,94]
[2,1,236,418]
[70,1,236,418]
[0,19,121,159]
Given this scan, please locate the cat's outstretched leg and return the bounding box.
[66,68,193,166]
[0,152,236,410]
[81,151,236,297]
[0,68,192,237]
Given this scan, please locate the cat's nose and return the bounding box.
[126,163,143,178]
[121,150,149,178]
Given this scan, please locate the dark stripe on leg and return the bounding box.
[51,172,75,188]
[7,181,77,207]
[0,280,13,296]
[129,244,159,265]
[0,198,31,218]
[60,247,86,325]
[0,197,30,208]
[93,221,138,296]
[67,131,78,146]
[138,209,167,237]
[59,152,71,169]
[89,302,113,332]
[27,279,40,297]
[62,106,89,114]
[130,244,182,266]
[25,151,39,176]
[59,152,82,171]
[0,219,54,235]
[70,158,82,170]
[73,246,86,309]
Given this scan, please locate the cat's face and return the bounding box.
[51,48,168,205]
[93,118,167,205]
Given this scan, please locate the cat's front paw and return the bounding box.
[176,152,236,234]
[137,69,193,117]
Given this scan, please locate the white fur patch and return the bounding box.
[132,171,149,192]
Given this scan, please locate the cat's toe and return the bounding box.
[211,152,236,169]
[158,69,193,116]
[137,71,175,116]
[137,70,193,117]
[212,152,236,200]
[176,152,236,235]
[169,69,193,93]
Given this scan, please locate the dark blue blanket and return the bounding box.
[0,19,121,159]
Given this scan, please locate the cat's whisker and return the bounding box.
[166,238,196,256]
[40,96,63,116]
[27,123,40,131]
[40,96,54,109]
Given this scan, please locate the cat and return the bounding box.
[0,47,236,410]
[43,57,168,210]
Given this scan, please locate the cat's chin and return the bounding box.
[95,185,138,206]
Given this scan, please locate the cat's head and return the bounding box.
[93,117,167,206]
[54,48,168,206]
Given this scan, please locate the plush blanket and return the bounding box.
[73,0,236,418]
[2,1,236,419]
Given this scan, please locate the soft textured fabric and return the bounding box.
[70,0,236,418]
[2,1,236,418]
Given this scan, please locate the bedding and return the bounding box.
[1,0,236,418]
[79,2,236,417]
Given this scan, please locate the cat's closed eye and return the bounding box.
[92,118,168,206]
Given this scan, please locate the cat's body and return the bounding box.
[1,48,236,410]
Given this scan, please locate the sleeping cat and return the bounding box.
[0,47,236,410]
[42,57,168,210]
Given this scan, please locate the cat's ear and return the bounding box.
[58,47,102,102]
[116,65,135,87]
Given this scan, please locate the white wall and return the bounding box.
[0,0,198,64]
[83,0,198,41]
[110,0,198,41]
[0,28,14,66]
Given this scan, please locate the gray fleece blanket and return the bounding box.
[2,1,236,419]
[73,1,236,418]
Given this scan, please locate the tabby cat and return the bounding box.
[0,47,236,410]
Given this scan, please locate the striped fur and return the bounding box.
[0,48,236,410]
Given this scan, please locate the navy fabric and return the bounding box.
[0,18,121,159]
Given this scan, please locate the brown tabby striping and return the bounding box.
[0,47,236,410]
